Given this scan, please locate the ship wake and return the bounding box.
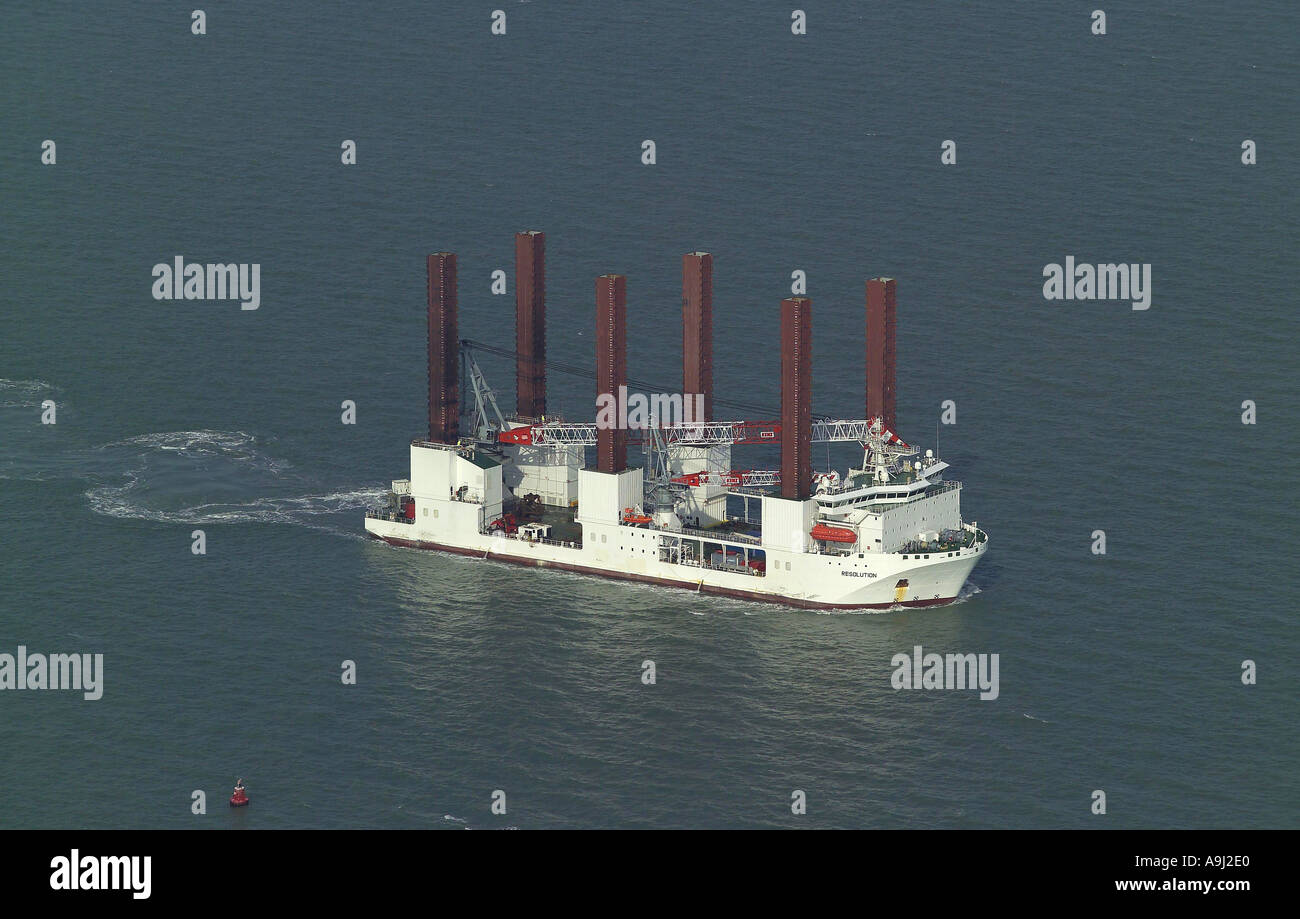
[82,430,385,538]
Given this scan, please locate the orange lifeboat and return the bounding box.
[811,523,857,543]
[622,507,653,525]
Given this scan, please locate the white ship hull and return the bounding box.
[364,512,986,610]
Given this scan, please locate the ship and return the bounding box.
[364,233,987,610]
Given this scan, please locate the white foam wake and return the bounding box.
[0,378,57,407]
[85,479,387,526]
[87,478,384,522]
[95,429,287,473]
[948,583,983,605]
[80,429,385,538]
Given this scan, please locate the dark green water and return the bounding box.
[1,2,1296,828]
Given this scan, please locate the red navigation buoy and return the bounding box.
[229,779,249,807]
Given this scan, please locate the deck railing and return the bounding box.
[365,511,414,524]
[485,531,581,550]
[676,525,761,546]
[675,557,764,576]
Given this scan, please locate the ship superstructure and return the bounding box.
[364,234,987,609]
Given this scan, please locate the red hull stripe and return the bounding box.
[372,534,955,611]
